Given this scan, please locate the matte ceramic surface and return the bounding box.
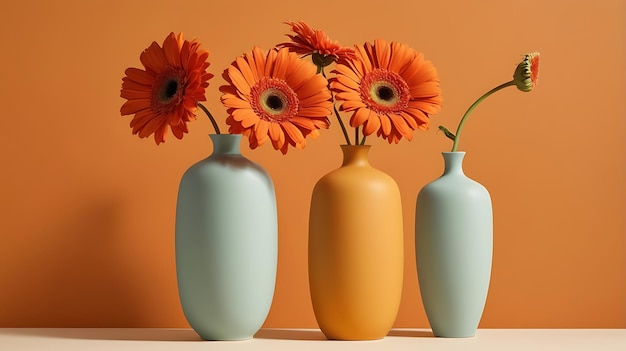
[175,134,277,341]
[309,145,404,340]
[415,152,493,338]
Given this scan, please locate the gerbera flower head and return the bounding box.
[331,39,442,144]
[220,46,332,154]
[120,32,213,144]
[513,52,540,92]
[276,21,356,68]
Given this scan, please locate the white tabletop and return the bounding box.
[1,328,624,351]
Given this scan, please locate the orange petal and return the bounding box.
[254,120,269,145]
[120,89,152,100]
[235,56,256,87]
[350,107,370,127]
[297,106,331,118]
[363,114,381,135]
[124,68,154,85]
[227,65,252,96]
[163,33,182,67]
[268,122,285,148]
[338,99,366,112]
[140,41,168,73]
[120,99,151,115]
[374,38,391,69]
[281,121,305,145]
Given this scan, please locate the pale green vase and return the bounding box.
[175,134,277,341]
[415,152,493,338]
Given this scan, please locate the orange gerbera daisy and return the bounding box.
[120,32,213,144]
[276,21,356,68]
[331,39,442,144]
[220,47,332,154]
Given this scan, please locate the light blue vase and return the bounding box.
[175,134,277,341]
[415,152,492,337]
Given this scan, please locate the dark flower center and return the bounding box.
[266,95,284,111]
[152,67,185,113]
[251,77,299,122]
[162,80,179,100]
[360,68,411,113]
[377,86,395,102]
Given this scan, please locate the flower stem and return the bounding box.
[198,102,221,134]
[451,81,515,152]
[333,103,351,145]
[321,66,351,145]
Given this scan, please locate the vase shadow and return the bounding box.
[387,329,435,338]
[254,329,326,341]
[0,328,205,341]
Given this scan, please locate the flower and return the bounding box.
[220,47,333,154]
[440,52,541,151]
[276,21,356,69]
[120,32,214,144]
[513,52,540,92]
[331,39,443,144]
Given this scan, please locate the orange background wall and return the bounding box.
[0,0,624,328]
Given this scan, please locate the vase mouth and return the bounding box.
[442,151,466,154]
[208,133,241,138]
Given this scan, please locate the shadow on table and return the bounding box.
[387,329,435,338]
[1,328,435,341]
[254,328,435,340]
[254,329,326,340]
[0,328,204,342]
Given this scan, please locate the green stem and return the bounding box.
[320,65,351,145]
[355,126,359,146]
[360,135,367,145]
[451,81,515,152]
[333,103,351,145]
[198,102,221,134]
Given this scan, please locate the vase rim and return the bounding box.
[208,133,241,137]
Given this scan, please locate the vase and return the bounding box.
[175,134,277,341]
[415,151,492,337]
[308,145,404,340]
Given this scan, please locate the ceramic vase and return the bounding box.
[415,151,492,337]
[175,134,277,341]
[308,145,404,340]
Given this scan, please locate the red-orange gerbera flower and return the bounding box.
[277,21,356,67]
[220,47,332,154]
[331,39,442,143]
[120,32,213,144]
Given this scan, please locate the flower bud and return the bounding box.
[513,52,540,92]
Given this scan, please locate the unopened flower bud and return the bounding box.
[513,52,540,92]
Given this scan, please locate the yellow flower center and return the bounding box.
[251,77,299,122]
[360,69,410,112]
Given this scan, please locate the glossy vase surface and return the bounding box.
[415,152,492,337]
[175,134,277,341]
[309,145,404,340]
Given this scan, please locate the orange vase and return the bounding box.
[308,145,404,340]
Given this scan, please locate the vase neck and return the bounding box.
[442,152,466,175]
[340,145,371,167]
[210,134,242,155]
